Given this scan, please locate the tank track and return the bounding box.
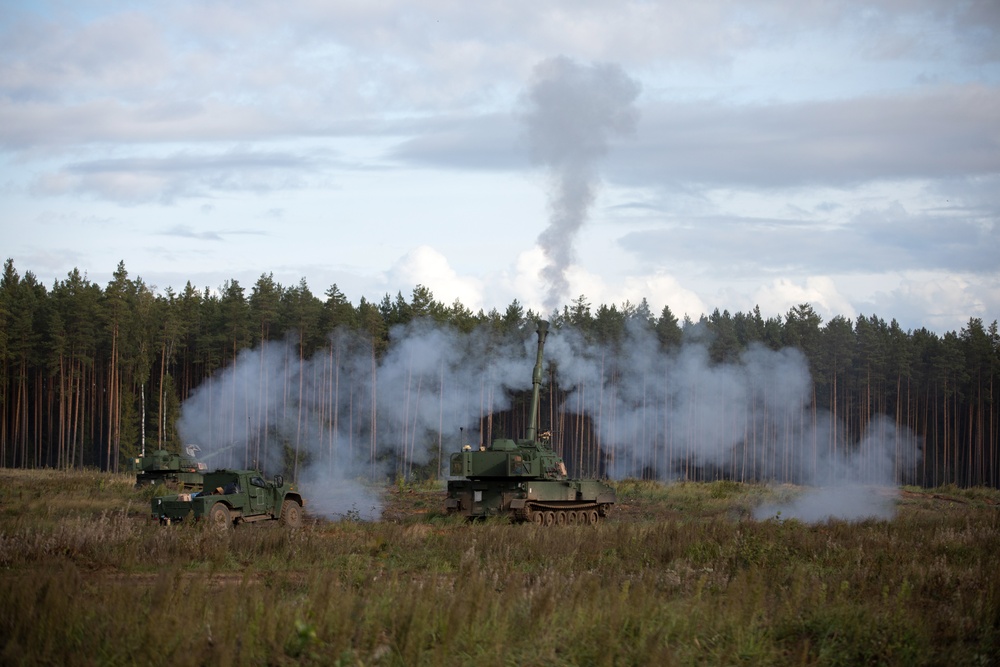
[518,502,612,525]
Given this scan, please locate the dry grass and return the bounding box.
[1,469,998,666]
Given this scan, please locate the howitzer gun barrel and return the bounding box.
[525,320,549,442]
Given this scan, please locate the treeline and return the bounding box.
[1,258,997,488]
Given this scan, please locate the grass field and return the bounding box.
[1,469,998,666]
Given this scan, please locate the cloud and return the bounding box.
[752,277,857,324]
[620,272,706,320]
[0,10,170,99]
[388,85,1000,197]
[2,0,998,337]
[385,246,484,309]
[866,272,1000,332]
[160,225,225,241]
[29,149,324,204]
[389,114,525,171]
[617,204,998,279]
[611,85,1000,190]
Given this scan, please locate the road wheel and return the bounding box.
[555,511,566,525]
[280,499,303,528]
[209,503,232,530]
[543,511,555,526]
[588,509,599,525]
[566,511,577,525]
[531,511,543,525]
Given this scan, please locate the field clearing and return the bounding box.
[1,469,998,666]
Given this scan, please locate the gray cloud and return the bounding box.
[609,86,1000,190]
[387,85,1000,192]
[158,225,268,242]
[388,113,525,170]
[66,151,315,174]
[4,1,996,151]
[618,207,999,278]
[860,272,1000,334]
[160,225,225,241]
[29,149,325,204]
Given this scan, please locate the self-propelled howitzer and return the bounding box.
[445,320,615,524]
[129,446,206,491]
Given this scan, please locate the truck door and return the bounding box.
[249,476,268,513]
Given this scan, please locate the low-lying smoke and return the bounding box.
[178,318,921,522]
[751,414,921,522]
[546,319,921,522]
[521,56,640,312]
[177,321,539,520]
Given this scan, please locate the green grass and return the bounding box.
[1,469,998,665]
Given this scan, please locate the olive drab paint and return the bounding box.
[130,448,207,491]
[151,469,306,529]
[444,320,615,524]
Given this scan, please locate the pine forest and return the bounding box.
[1,258,997,489]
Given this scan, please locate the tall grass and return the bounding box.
[1,470,998,665]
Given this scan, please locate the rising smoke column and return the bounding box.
[521,57,640,312]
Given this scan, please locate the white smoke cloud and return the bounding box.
[521,56,641,312]
[178,317,921,522]
[753,484,897,523]
[544,318,922,521]
[177,322,539,520]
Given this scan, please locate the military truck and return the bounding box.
[151,469,305,529]
[445,320,616,524]
[130,446,206,490]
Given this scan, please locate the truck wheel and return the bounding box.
[209,502,232,530]
[280,499,302,528]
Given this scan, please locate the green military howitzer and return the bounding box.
[445,320,615,525]
[129,445,206,491]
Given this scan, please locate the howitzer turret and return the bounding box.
[129,446,206,491]
[445,320,615,524]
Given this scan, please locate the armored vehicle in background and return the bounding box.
[445,320,615,525]
[130,446,206,490]
[151,469,305,529]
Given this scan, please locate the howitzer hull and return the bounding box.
[445,478,614,524]
[136,470,204,491]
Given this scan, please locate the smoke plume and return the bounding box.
[545,319,922,522]
[177,321,539,520]
[178,318,921,522]
[521,57,641,312]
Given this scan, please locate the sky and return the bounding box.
[2,0,998,334]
